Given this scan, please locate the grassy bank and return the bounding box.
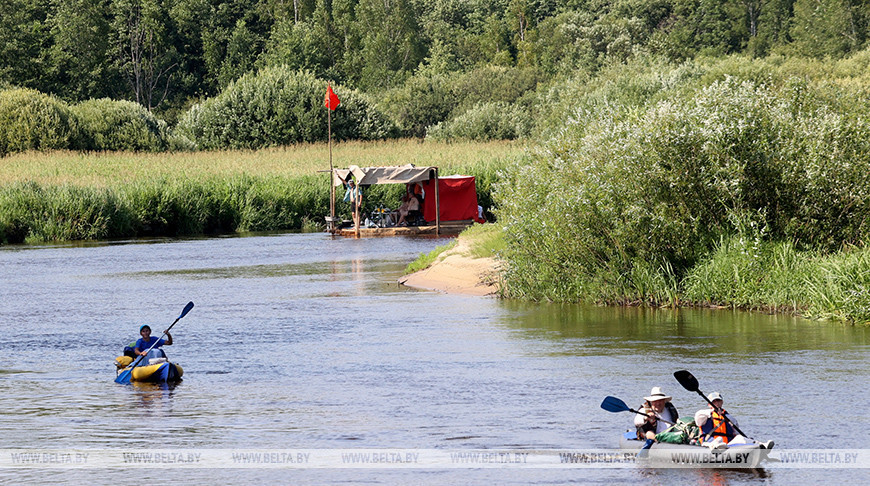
[404,223,505,274]
[492,54,870,324]
[0,140,521,244]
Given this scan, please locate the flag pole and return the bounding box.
[328,84,335,234]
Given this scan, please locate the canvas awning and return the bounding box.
[332,164,436,186]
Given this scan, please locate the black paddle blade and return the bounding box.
[179,301,194,319]
[674,370,699,392]
[601,396,630,413]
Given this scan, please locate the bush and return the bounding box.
[426,102,531,141]
[379,73,456,138]
[0,88,81,155]
[71,98,169,152]
[496,61,870,302]
[177,67,396,150]
[380,66,541,138]
[0,181,131,243]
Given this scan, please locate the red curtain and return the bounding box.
[422,176,481,222]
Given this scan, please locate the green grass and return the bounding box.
[404,222,504,275]
[461,222,506,259]
[0,139,521,186]
[404,239,457,274]
[0,140,522,244]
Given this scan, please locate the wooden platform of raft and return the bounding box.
[335,220,474,237]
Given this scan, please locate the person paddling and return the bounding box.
[634,387,679,440]
[134,325,173,356]
[694,392,774,449]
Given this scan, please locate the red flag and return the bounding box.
[324,85,340,111]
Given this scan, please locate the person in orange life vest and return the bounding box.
[694,391,737,445]
[694,392,773,448]
[634,387,679,440]
[134,325,173,356]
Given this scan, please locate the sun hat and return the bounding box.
[707,391,723,402]
[644,387,672,402]
[140,325,151,332]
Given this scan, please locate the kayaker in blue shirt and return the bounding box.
[134,325,173,356]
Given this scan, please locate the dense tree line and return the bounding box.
[2,0,870,122]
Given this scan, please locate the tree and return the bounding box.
[48,0,118,101]
[217,19,261,88]
[111,0,179,110]
[355,0,425,90]
[0,0,52,91]
[790,0,860,57]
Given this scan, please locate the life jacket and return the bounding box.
[708,410,735,443]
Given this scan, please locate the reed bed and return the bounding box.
[0,140,521,244]
[0,140,521,186]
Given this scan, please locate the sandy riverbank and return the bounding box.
[398,237,501,296]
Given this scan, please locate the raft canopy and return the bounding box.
[331,164,436,186]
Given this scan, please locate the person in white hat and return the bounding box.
[694,392,774,448]
[634,386,679,440]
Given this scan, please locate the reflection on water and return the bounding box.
[500,302,868,357]
[0,232,867,484]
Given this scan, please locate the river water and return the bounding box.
[0,232,867,484]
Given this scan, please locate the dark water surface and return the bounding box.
[0,232,867,484]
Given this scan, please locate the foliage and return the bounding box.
[71,98,169,152]
[496,55,870,304]
[176,67,396,149]
[426,101,532,141]
[684,236,870,323]
[0,88,81,156]
[0,139,516,242]
[378,72,456,138]
[380,65,540,138]
[461,222,506,259]
[683,236,808,312]
[0,175,329,244]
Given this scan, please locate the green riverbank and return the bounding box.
[0,140,520,244]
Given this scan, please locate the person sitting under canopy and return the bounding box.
[397,184,423,226]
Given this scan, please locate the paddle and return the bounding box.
[600,396,676,426]
[673,370,750,439]
[115,301,194,384]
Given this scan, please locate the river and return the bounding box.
[0,232,867,484]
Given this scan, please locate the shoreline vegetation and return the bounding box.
[0,140,520,244]
[406,225,870,324]
[5,52,870,324]
[490,54,870,326]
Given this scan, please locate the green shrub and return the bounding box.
[379,73,456,138]
[497,62,870,303]
[426,101,531,141]
[404,239,457,274]
[0,88,81,155]
[803,247,870,323]
[449,66,541,115]
[71,98,169,152]
[683,236,808,311]
[380,66,541,139]
[177,67,395,150]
